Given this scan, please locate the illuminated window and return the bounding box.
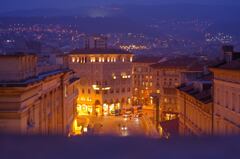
[130,57,133,62]
[72,57,76,63]
[90,57,96,62]
[76,57,80,63]
[107,57,110,62]
[127,98,131,104]
[112,73,117,79]
[122,57,125,62]
[164,98,168,103]
[99,57,102,62]
[156,90,161,94]
[82,57,86,63]
[102,57,105,62]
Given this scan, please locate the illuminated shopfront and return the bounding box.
[102,103,121,116]
[77,104,93,116]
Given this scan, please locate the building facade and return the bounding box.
[0,53,79,135]
[177,81,213,136]
[210,61,240,135]
[132,57,163,106]
[69,48,133,116]
[151,57,207,121]
[210,46,240,136]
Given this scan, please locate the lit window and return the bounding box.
[112,73,117,79]
[107,57,110,62]
[91,57,96,62]
[130,57,133,62]
[102,57,105,62]
[72,57,76,63]
[164,98,168,103]
[122,57,125,62]
[99,57,102,62]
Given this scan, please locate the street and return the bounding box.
[76,115,159,137]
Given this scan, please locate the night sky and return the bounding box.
[0,0,240,11]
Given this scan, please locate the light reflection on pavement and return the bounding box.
[90,116,146,137]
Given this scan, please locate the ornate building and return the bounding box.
[69,48,133,116]
[0,53,79,135]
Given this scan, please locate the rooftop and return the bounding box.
[150,57,207,71]
[70,48,133,55]
[178,82,212,104]
[133,56,163,63]
[0,68,71,87]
